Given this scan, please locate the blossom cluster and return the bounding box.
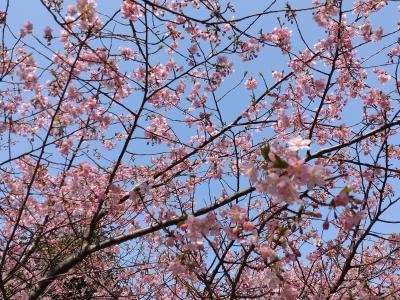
[244,137,326,204]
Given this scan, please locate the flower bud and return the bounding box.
[242,220,255,231]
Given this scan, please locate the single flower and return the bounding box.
[288,136,311,152]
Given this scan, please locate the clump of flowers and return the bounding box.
[243,137,326,204]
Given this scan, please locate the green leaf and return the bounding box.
[342,186,352,194]
[261,145,270,161]
[278,226,287,235]
[271,155,289,169]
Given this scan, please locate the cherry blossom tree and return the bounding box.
[0,0,400,298]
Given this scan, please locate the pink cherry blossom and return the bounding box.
[121,0,143,21]
[260,246,277,261]
[287,136,311,151]
[0,1,399,298]
[0,11,5,24]
[242,164,259,183]
[245,77,257,90]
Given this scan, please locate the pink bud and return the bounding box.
[294,249,301,257]
[242,221,255,231]
[68,5,77,15]
[24,21,33,33]
[44,26,53,41]
[323,219,329,230]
